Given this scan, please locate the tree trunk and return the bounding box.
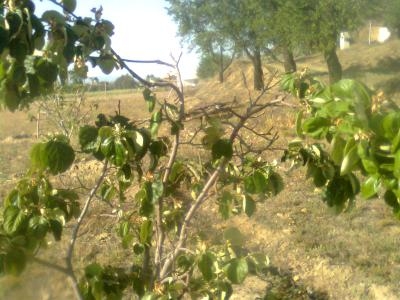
[324,47,342,83]
[218,46,224,83]
[282,46,296,73]
[252,47,264,90]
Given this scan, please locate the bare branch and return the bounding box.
[65,162,109,300]
[154,56,185,280]
[121,58,174,68]
[32,257,69,276]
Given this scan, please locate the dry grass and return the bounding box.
[1,40,400,299]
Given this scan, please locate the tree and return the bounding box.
[383,0,400,37]
[166,0,235,83]
[112,74,139,90]
[274,0,366,83]
[197,53,234,80]
[167,0,275,90]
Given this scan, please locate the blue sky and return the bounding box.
[35,0,199,80]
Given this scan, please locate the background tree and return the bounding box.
[167,0,276,90]
[166,0,235,83]
[278,0,366,83]
[112,74,139,90]
[196,52,234,80]
[383,0,400,37]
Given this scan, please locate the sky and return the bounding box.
[34,0,199,80]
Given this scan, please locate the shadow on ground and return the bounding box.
[258,265,329,300]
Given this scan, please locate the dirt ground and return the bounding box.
[1,40,400,299]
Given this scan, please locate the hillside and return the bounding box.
[189,38,400,106]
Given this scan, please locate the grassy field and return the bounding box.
[1,40,400,299]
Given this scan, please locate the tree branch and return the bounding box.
[121,58,174,68]
[159,85,285,279]
[155,57,185,280]
[32,257,70,276]
[66,162,109,300]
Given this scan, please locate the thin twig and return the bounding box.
[121,58,174,68]
[155,56,185,280]
[65,162,108,300]
[32,257,70,276]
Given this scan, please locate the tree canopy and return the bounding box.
[168,0,372,85]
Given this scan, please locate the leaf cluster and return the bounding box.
[0,0,115,110]
[283,71,400,216]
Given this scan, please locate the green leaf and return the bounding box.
[85,263,103,278]
[141,293,158,300]
[392,130,400,153]
[151,180,164,203]
[198,252,215,281]
[136,183,154,217]
[243,195,256,217]
[149,140,167,156]
[114,140,127,166]
[252,171,267,194]
[133,243,144,254]
[302,116,330,138]
[44,140,75,174]
[126,130,145,156]
[384,190,400,208]
[247,253,269,274]
[30,142,47,171]
[361,177,379,199]
[4,248,26,276]
[35,58,59,83]
[98,55,115,74]
[382,112,400,139]
[218,191,233,219]
[347,173,360,195]
[143,88,156,112]
[139,220,152,245]
[225,258,248,284]
[394,151,400,179]
[10,47,28,68]
[202,120,224,149]
[5,11,22,38]
[100,137,115,158]
[42,10,66,25]
[312,166,327,187]
[100,20,115,36]
[340,144,359,176]
[267,171,284,195]
[79,125,98,152]
[3,206,28,235]
[49,219,63,241]
[330,134,346,165]
[2,80,20,111]
[100,183,117,202]
[62,0,77,12]
[331,79,371,107]
[28,216,49,239]
[27,74,40,97]
[324,175,354,211]
[150,110,162,137]
[212,139,233,160]
[223,227,245,246]
[244,176,256,194]
[8,62,26,85]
